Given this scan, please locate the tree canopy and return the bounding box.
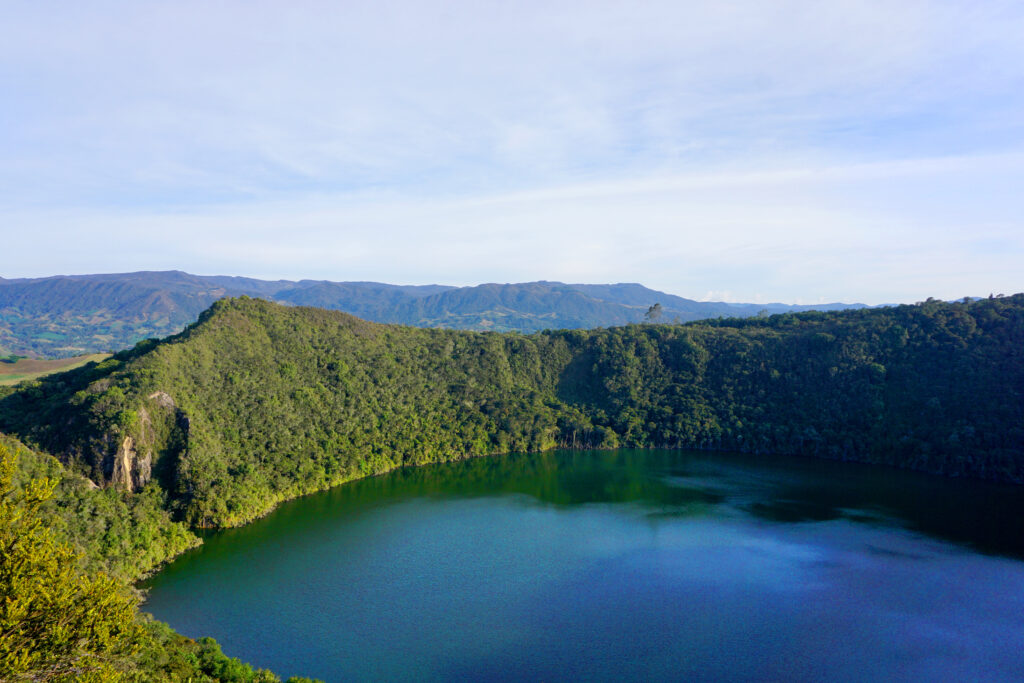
[0,293,1021,680]
[0,440,140,681]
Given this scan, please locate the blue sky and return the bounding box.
[2,1,1022,304]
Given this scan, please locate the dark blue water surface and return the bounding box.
[141,450,1024,681]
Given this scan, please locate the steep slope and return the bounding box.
[0,437,300,681]
[0,294,1020,541]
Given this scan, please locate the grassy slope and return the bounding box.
[0,353,110,386]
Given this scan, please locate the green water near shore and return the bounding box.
[143,449,1024,681]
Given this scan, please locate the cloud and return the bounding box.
[1,1,1022,302]
[4,1,1023,197]
[4,152,1022,303]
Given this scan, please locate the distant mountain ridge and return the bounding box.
[0,270,867,357]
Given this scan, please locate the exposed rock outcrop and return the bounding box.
[104,390,190,492]
[147,391,176,409]
[110,434,152,492]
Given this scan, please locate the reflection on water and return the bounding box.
[143,450,1024,682]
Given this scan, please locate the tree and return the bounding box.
[0,441,141,682]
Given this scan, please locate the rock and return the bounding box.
[147,391,176,410]
[110,435,135,491]
[110,434,153,492]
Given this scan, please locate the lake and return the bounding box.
[141,449,1024,681]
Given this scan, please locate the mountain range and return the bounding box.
[0,271,867,357]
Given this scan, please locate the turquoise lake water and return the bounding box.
[142,449,1024,681]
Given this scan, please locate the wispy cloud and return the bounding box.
[4,152,1022,303]
[1,1,1022,302]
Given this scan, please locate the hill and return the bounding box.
[0,294,1019,544]
[1,293,1020,680]
[0,271,866,357]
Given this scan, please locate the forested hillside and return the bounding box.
[0,294,1019,541]
[1,294,1020,680]
[0,437,319,682]
[0,271,864,356]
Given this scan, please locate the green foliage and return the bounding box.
[0,438,297,681]
[133,620,284,682]
[0,294,1021,681]
[3,435,199,581]
[2,295,1022,538]
[0,441,142,682]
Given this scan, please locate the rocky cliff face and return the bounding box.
[110,434,152,491]
[107,392,184,492]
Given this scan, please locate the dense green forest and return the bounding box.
[0,271,862,356]
[1,293,1021,535]
[0,438,321,682]
[1,293,1021,679]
